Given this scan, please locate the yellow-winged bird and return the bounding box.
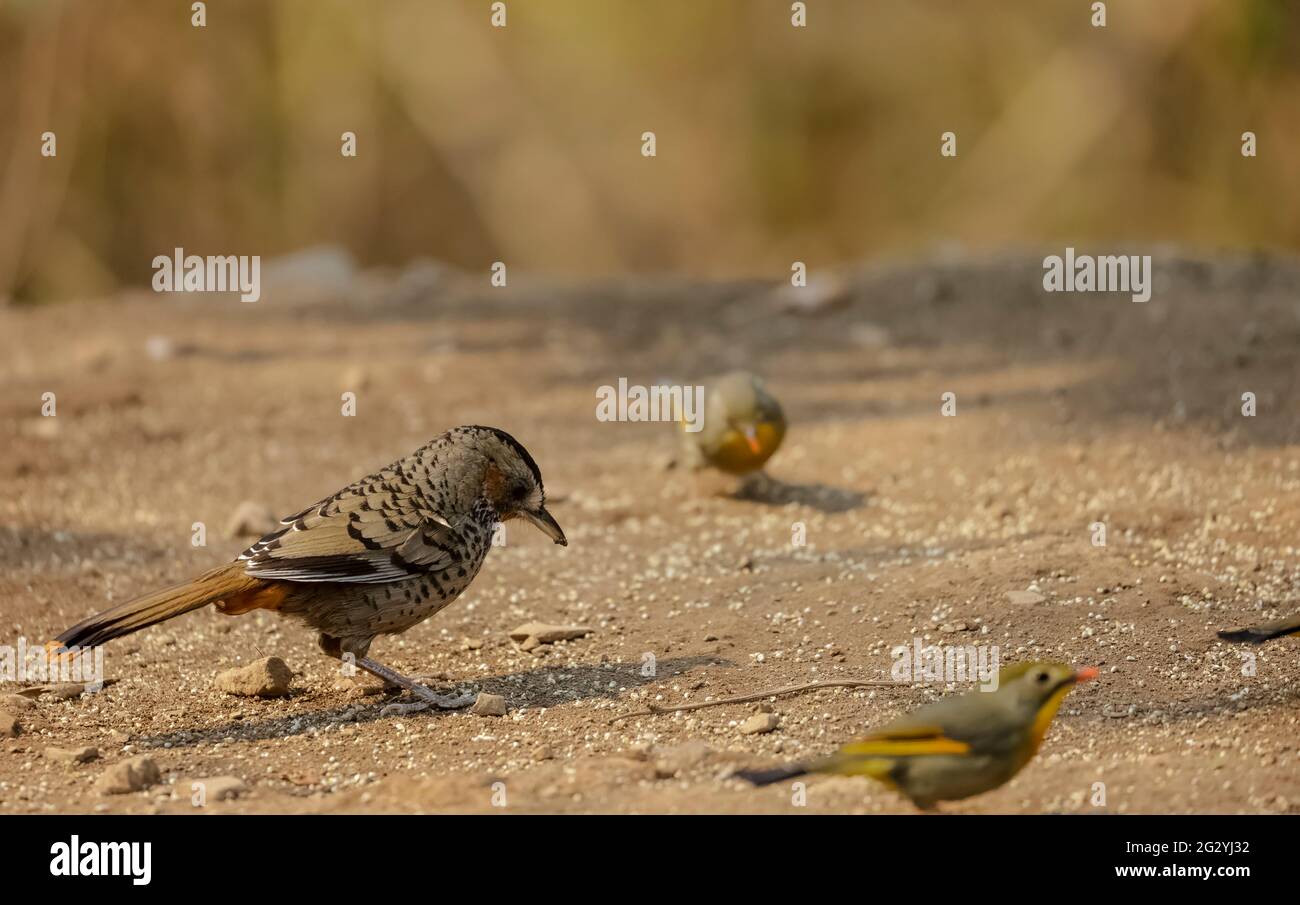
[736,662,1097,810]
[682,371,786,476]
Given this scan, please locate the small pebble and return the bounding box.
[95,756,160,795]
[468,692,507,717]
[215,657,293,697]
[739,713,781,735]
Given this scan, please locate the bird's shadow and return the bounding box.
[133,655,731,750]
[732,474,867,514]
[1070,676,1300,729]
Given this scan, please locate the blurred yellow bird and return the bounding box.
[682,371,786,476]
[737,661,1097,810]
[1218,612,1300,644]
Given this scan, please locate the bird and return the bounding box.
[735,661,1097,810]
[1218,613,1300,644]
[50,425,566,714]
[681,371,786,476]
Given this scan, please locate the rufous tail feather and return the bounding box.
[52,563,278,650]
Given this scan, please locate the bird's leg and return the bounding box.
[321,634,400,694]
[355,657,476,716]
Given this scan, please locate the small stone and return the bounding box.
[1007,590,1045,605]
[651,740,712,777]
[774,274,849,315]
[144,335,175,361]
[0,712,19,738]
[622,743,651,762]
[215,657,293,697]
[94,755,161,794]
[225,501,278,539]
[193,776,248,802]
[38,683,90,700]
[939,622,969,634]
[468,692,507,717]
[12,682,92,701]
[508,623,594,648]
[45,746,99,764]
[532,745,554,761]
[739,713,780,735]
[0,694,35,712]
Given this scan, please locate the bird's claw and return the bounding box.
[379,686,475,717]
[379,701,430,717]
[424,689,477,709]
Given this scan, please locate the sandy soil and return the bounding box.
[2,249,1300,814]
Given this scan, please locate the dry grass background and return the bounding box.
[1,0,1298,301]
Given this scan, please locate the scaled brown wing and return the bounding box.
[239,474,462,584]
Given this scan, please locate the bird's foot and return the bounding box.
[378,687,475,717]
[378,685,476,716]
[378,700,426,717]
[356,656,475,716]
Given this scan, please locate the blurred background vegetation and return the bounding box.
[1,0,1298,302]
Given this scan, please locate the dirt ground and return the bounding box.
[2,249,1300,814]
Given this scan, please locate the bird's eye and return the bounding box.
[1035,671,1050,684]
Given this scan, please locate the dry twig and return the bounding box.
[612,678,900,721]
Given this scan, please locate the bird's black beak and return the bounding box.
[522,506,567,545]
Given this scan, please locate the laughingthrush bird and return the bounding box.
[52,426,566,712]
